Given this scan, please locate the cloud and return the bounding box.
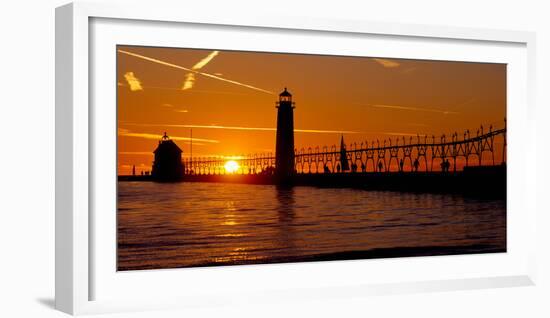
[118,49,274,94]
[118,129,219,143]
[372,58,400,68]
[123,123,363,134]
[182,73,196,90]
[123,72,143,91]
[367,104,459,115]
[160,103,189,112]
[120,124,422,142]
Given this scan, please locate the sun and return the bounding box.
[224,160,240,174]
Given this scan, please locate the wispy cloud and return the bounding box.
[161,103,189,113]
[122,123,362,134]
[123,72,143,91]
[372,58,400,68]
[182,73,196,90]
[118,49,274,94]
[118,129,219,143]
[367,104,459,115]
[119,124,419,139]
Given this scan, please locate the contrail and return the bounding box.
[192,51,219,70]
[118,49,274,95]
[182,50,220,90]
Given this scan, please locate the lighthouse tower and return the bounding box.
[275,88,295,181]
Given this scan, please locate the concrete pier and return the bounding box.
[119,165,506,199]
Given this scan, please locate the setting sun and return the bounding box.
[224,160,240,174]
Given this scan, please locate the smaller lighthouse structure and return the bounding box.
[275,88,295,182]
[151,132,184,181]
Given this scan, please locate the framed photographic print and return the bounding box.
[56,2,537,315]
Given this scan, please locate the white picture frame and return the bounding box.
[55,1,537,315]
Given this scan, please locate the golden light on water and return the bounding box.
[224,160,240,174]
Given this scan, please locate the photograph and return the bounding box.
[116,45,507,271]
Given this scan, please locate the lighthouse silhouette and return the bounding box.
[275,87,295,182]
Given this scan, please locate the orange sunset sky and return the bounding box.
[117,45,506,175]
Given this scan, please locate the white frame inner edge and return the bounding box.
[55,2,537,315]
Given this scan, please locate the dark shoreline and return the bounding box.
[117,244,506,271]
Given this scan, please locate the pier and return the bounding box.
[119,88,506,198]
[120,165,505,198]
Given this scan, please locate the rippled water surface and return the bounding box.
[117,182,506,270]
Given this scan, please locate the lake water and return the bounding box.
[117,182,506,271]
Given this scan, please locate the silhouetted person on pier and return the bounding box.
[324,165,331,174]
[440,160,446,172]
[399,159,404,172]
[132,165,136,176]
[337,163,341,173]
[413,158,420,172]
[351,163,357,173]
[378,161,384,172]
[361,162,366,172]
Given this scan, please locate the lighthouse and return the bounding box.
[275,88,295,181]
[151,132,184,181]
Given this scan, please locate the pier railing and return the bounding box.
[183,122,506,176]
